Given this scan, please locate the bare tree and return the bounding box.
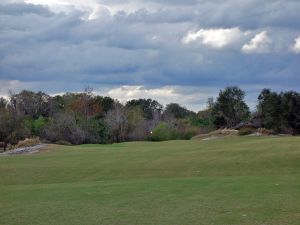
[83,86,94,118]
[104,103,128,143]
[44,113,85,144]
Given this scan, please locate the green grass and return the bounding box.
[1,136,300,225]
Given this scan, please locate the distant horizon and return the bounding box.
[1,85,300,113]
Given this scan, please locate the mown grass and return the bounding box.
[0,136,300,225]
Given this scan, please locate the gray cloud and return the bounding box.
[0,3,52,16]
[0,0,300,110]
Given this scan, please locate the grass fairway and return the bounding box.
[1,136,300,225]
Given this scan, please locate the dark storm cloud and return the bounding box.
[108,0,300,29]
[189,0,300,29]
[0,0,300,110]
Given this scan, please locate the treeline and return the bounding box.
[0,86,299,147]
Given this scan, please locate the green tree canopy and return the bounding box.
[164,103,195,119]
[213,86,250,128]
[125,98,163,120]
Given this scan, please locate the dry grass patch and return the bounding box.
[15,137,41,148]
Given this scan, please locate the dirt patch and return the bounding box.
[202,136,220,141]
[192,129,239,141]
[0,144,46,156]
[247,132,263,137]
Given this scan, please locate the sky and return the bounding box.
[0,0,300,111]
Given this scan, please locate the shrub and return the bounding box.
[179,127,199,140]
[151,122,178,141]
[238,127,256,136]
[44,113,85,144]
[55,140,72,145]
[78,117,109,144]
[16,137,40,148]
[33,116,47,136]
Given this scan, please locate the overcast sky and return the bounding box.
[1,0,300,111]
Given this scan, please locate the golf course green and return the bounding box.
[1,136,300,225]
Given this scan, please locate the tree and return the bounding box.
[257,89,300,134]
[33,116,48,136]
[100,96,115,113]
[0,110,14,149]
[104,103,128,143]
[164,103,195,119]
[88,96,115,118]
[195,97,215,128]
[0,110,32,146]
[126,99,163,120]
[82,86,94,119]
[44,113,85,144]
[78,117,109,144]
[0,97,7,110]
[9,90,51,119]
[126,107,149,141]
[257,89,281,131]
[0,98,9,148]
[52,92,115,119]
[213,86,250,128]
[280,91,300,134]
[49,95,65,115]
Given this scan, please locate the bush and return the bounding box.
[33,116,47,136]
[16,137,40,148]
[151,122,178,141]
[55,140,72,145]
[44,113,85,144]
[179,127,199,140]
[78,117,109,144]
[238,127,256,136]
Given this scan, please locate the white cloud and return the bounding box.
[88,5,112,20]
[107,86,177,100]
[100,85,215,111]
[242,31,272,54]
[292,36,300,54]
[0,80,35,97]
[182,27,245,48]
